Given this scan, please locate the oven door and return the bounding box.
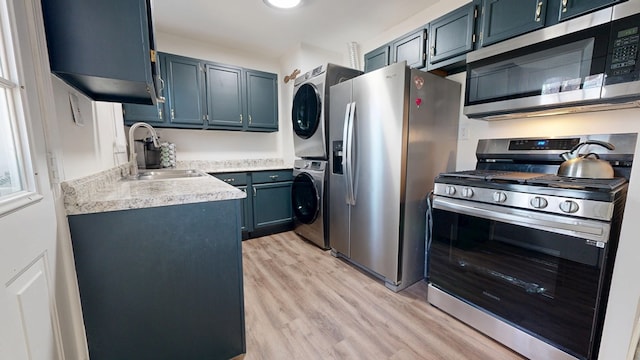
[429,196,611,360]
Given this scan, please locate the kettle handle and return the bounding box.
[569,140,615,153]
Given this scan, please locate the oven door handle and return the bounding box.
[433,197,611,243]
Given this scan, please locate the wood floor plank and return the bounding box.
[241,231,524,360]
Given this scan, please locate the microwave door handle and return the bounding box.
[432,197,610,243]
[346,101,356,206]
[342,102,354,205]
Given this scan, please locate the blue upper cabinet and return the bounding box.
[41,0,161,105]
[363,28,426,73]
[558,0,624,21]
[479,0,547,47]
[165,54,206,128]
[427,2,479,73]
[391,29,427,69]
[206,64,245,129]
[364,46,390,73]
[124,52,279,132]
[245,70,278,132]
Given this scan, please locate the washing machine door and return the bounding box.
[291,83,321,140]
[291,172,320,224]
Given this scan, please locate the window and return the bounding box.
[0,0,36,208]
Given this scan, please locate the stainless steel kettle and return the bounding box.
[557,140,615,178]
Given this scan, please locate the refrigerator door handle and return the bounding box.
[342,102,353,205]
[346,101,356,206]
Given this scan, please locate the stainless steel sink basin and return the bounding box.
[125,169,206,181]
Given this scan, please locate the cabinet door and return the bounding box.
[252,181,293,229]
[558,0,621,21]
[165,54,205,127]
[237,186,252,233]
[245,70,278,131]
[428,3,477,68]
[479,0,547,47]
[122,103,164,126]
[364,45,390,73]
[206,64,244,129]
[391,28,427,69]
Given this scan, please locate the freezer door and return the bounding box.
[328,80,353,256]
[349,62,408,284]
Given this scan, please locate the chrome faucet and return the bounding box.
[128,122,160,177]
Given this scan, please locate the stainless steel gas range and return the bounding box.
[427,133,637,360]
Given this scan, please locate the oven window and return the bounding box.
[429,208,605,359]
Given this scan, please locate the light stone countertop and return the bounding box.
[62,158,290,215]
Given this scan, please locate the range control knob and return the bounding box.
[445,186,456,196]
[492,192,507,203]
[530,196,548,209]
[461,187,474,198]
[559,200,580,213]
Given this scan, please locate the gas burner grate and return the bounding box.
[525,175,627,190]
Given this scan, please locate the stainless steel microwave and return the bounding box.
[464,1,640,120]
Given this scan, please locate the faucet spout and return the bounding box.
[128,122,160,177]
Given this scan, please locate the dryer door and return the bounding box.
[291,172,320,224]
[292,83,321,139]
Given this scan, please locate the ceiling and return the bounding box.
[152,0,441,59]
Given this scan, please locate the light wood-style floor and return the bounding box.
[241,231,524,360]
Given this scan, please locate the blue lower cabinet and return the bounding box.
[213,170,293,238]
[67,200,245,360]
[252,181,293,229]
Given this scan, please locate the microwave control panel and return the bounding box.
[606,14,640,84]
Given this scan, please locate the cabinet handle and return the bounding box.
[239,114,243,123]
[562,0,568,12]
[224,178,235,183]
[253,187,256,197]
[269,175,279,180]
[535,1,543,22]
[249,115,252,124]
[171,108,175,120]
[158,108,163,120]
[430,46,435,57]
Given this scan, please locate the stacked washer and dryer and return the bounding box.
[291,64,362,249]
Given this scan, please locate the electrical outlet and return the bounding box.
[459,126,470,140]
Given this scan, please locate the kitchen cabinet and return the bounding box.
[427,2,479,73]
[165,53,206,128]
[363,28,427,73]
[41,0,161,105]
[364,45,390,73]
[558,0,624,21]
[251,170,293,231]
[206,64,244,129]
[391,29,428,69]
[122,103,165,125]
[245,70,279,131]
[478,0,547,47]
[214,173,251,232]
[124,52,278,132]
[213,169,293,239]
[67,200,245,359]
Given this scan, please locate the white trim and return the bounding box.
[0,190,42,217]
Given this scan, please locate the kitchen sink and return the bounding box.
[124,169,206,181]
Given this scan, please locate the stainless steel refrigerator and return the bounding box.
[328,62,460,292]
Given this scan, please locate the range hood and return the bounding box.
[464,1,640,120]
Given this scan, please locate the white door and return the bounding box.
[0,0,64,358]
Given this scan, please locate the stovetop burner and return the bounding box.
[438,170,627,191]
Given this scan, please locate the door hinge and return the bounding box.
[150,49,156,63]
[472,33,476,43]
[474,7,478,18]
[423,31,427,40]
[423,53,426,60]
